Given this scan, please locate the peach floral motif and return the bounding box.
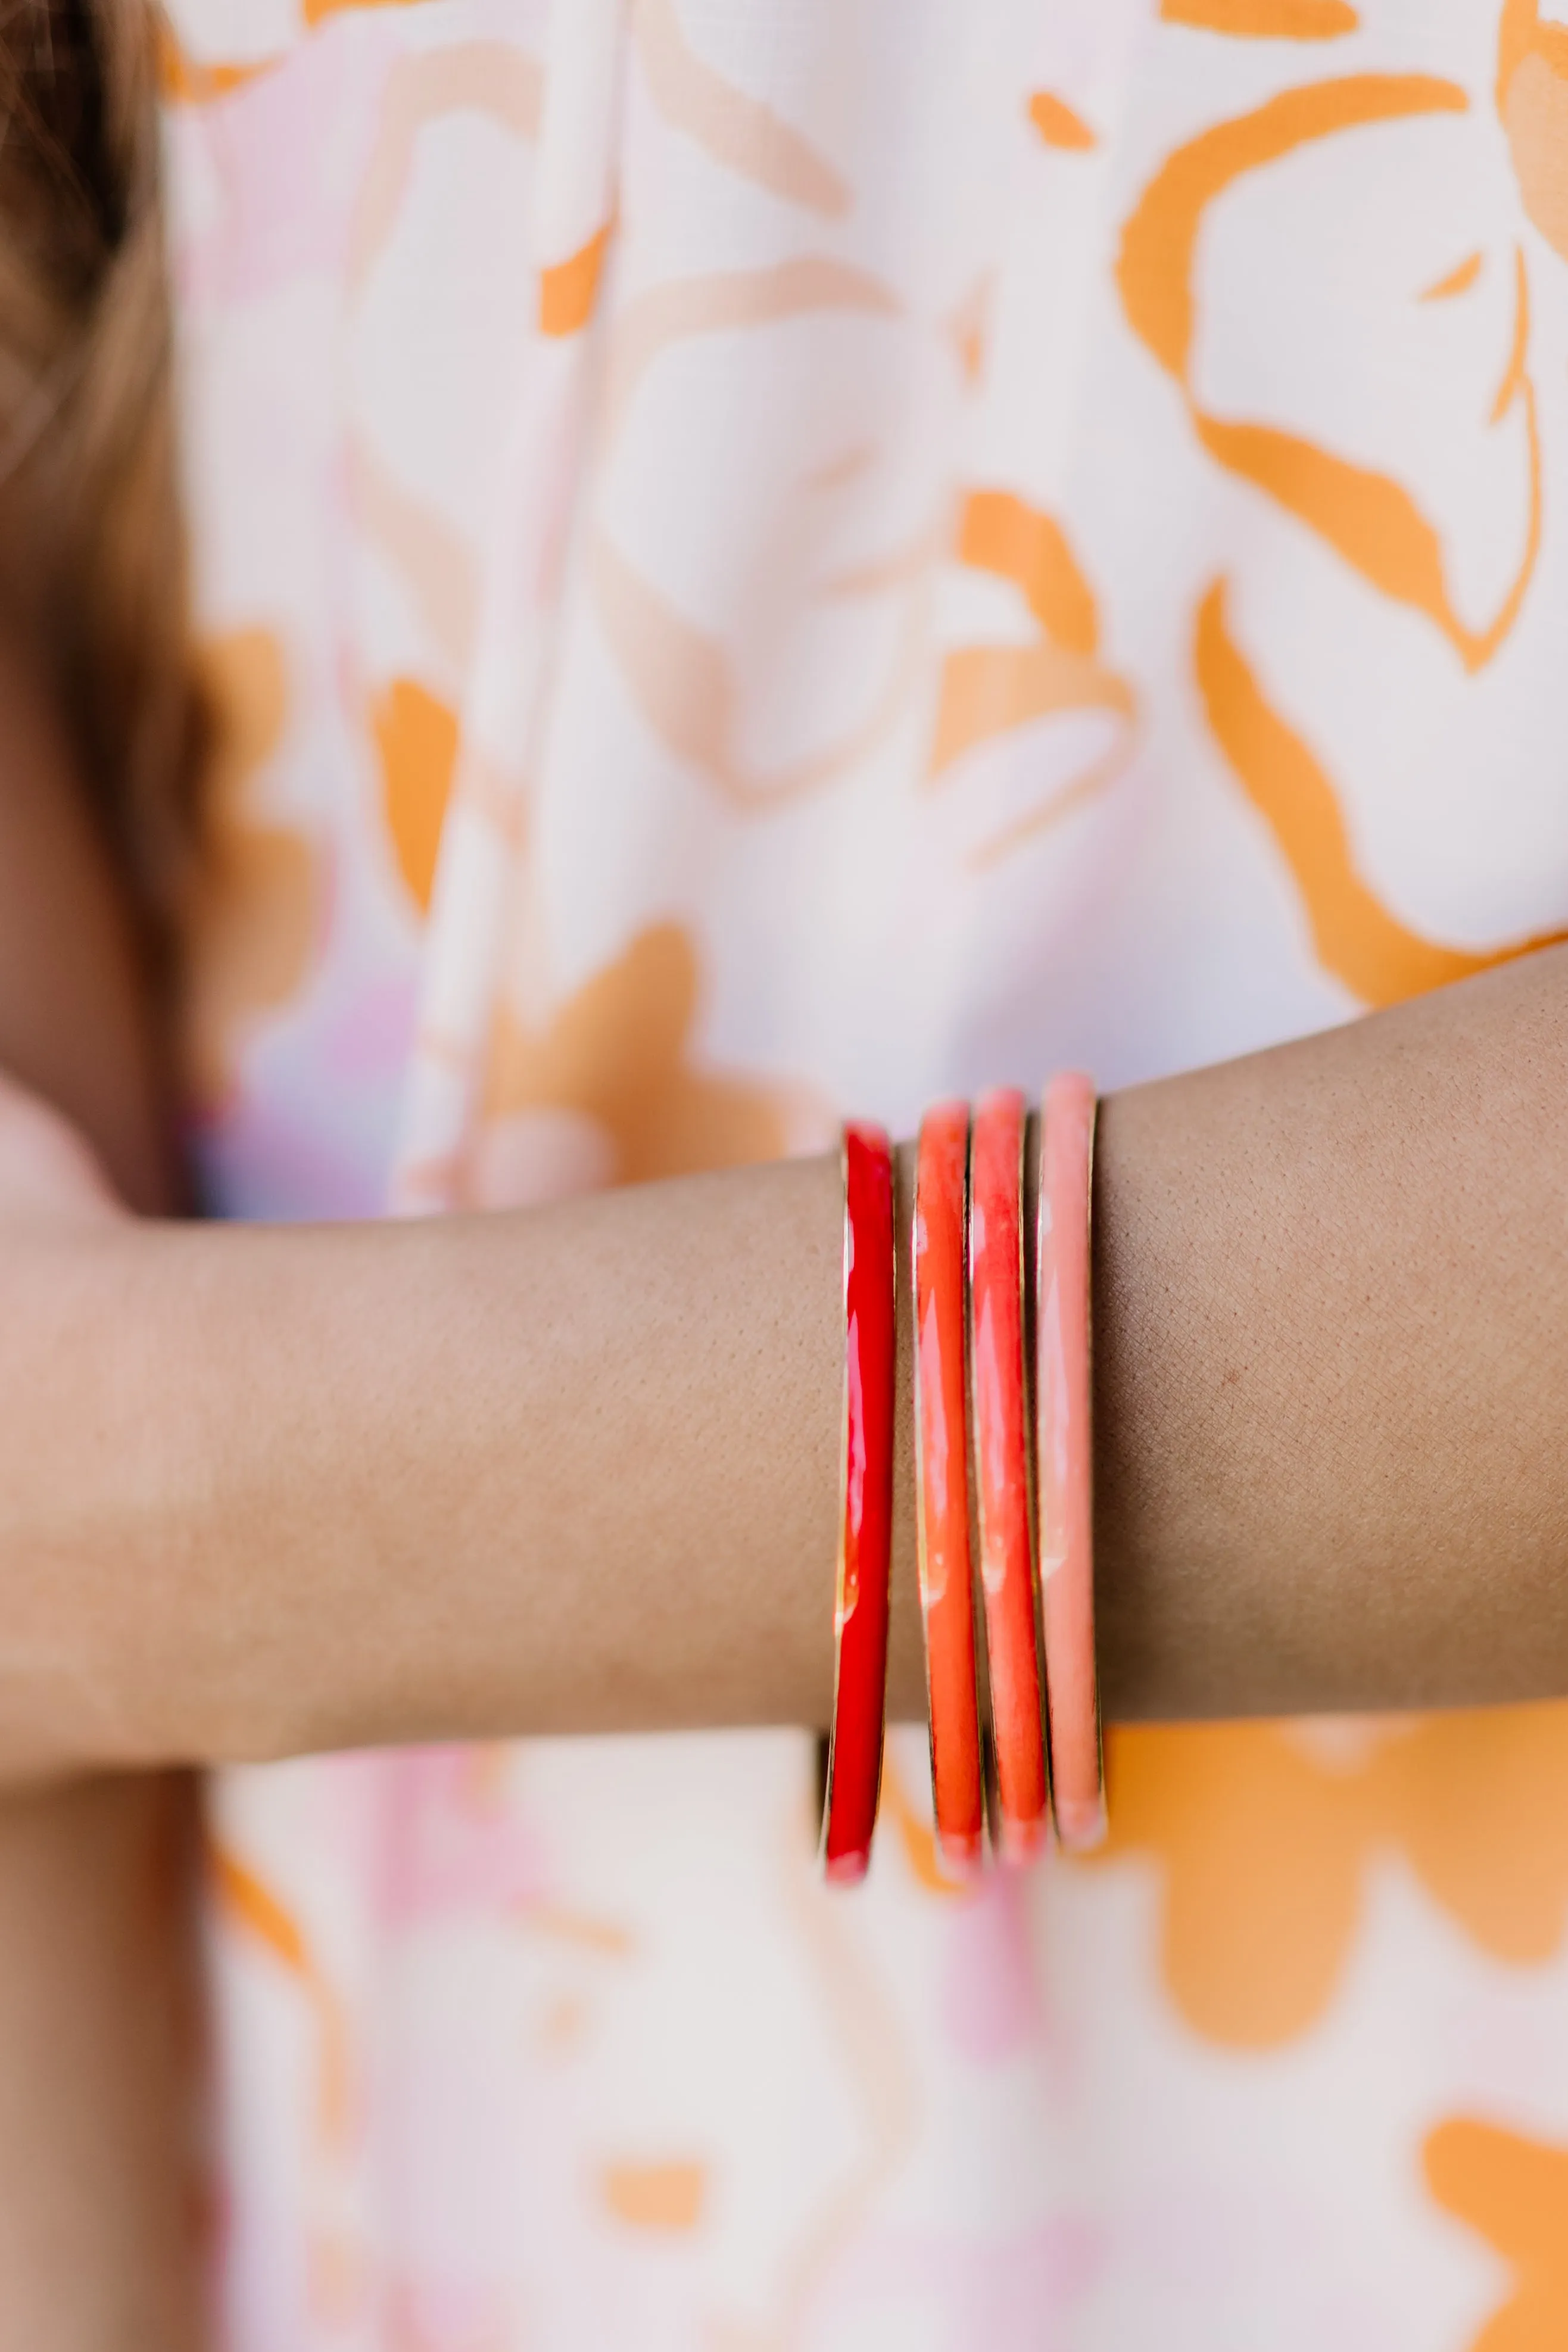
[350,440,479,677]
[879,1752,969,1901]
[1195,580,1566,1005]
[209,1839,353,2147]
[1423,250,1486,301]
[1424,2116,1568,2350]
[590,247,934,821]
[170,0,1568,2332]
[476,923,816,1206]
[602,256,899,444]
[346,45,543,295]
[599,2159,708,2231]
[1097,1705,1568,2048]
[304,0,431,23]
[946,277,992,382]
[181,630,321,1112]
[1118,71,1542,675]
[1028,92,1097,151]
[540,222,613,337]
[159,21,278,105]
[308,2236,367,2335]
[633,0,849,219]
[373,678,460,917]
[1498,0,1568,264]
[1161,0,1359,32]
[1132,11,1568,1006]
[928,489,1138,867]
[588,522,929,815]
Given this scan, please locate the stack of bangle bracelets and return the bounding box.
[819,1079,1102,1884]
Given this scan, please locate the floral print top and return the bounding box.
[164,0,1568,2343]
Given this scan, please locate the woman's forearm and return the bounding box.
[0,628,205,2347]
[13,940,1568,1775]
[11,1150,859,1766]
[1095,936,1568,1719]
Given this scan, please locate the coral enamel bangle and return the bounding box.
[914,1101,984,1877]
[969,1088,1050,1861]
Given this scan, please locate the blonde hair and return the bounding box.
[0,0,201,946]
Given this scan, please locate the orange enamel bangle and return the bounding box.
[821,1122,896,1884]
[1036,1071,1104,1851]
[968,1087,1050,1861]
[913,1102,984,1879]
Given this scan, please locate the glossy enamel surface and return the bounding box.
[1037,1071,1104,1851]
[914,1102,985,1877]
[822,1122,896,1883]
[968,1088,1049,1861]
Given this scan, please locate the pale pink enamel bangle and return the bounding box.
[1036,1071,1104,1852]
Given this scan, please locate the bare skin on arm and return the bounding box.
[1093,956,1568,1719]
[0,623,1561,2352]
[0,637,204,2348]
[1,930,1567,1775]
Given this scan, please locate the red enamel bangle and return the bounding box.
[968,1087,1050,1861]
[914,1102,984,1879]
[1037,1071,1104,1851]
[821,1122,896,1884]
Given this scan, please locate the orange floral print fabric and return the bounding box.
[166,0,1568,2342]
